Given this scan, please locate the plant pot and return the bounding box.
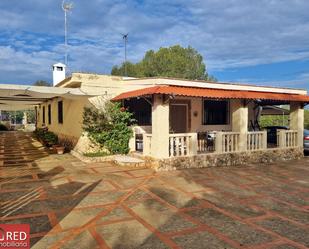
[55,146,65,155]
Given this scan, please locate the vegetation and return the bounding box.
[305,109,309,129]
[34,128,58,147]
[26,110,36,123]
[33,80,51,87]
[83,151,110,157]
[259,115,289,128]
[111,45,217,81]
[82,102,135,155]
[1,111,24,124]
[259,109,309,130]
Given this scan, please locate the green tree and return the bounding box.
[33,80,51,87]
[111,45,216,81]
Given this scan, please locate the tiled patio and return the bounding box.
[0,131,308,249]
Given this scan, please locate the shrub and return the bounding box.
[34,128,58,146]
[83,101,135,154]
[0,123,8,131]
[43,132,58,146]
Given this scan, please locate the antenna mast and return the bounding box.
[122,33,128,76]
[62,0,73,66]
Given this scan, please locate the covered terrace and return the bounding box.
[113,85,309,159]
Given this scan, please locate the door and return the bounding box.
[170,104,188,133]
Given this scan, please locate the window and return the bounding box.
[124,98,151,126]
[42,106,45,124]
[203,100,229,125]
[48,104,51,125]
[58,101,63,124]
[56,66,63,71]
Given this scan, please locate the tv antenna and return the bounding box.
[62,0,73,66]
[121,33,128,76]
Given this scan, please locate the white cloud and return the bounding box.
[0,0,308,84]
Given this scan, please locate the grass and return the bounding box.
[83,151,110,157]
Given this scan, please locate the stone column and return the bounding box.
[151,94,170,158]
[290,102,304,147]
[231,99,248,151]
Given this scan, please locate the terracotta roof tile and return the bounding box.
[112,85,309,102]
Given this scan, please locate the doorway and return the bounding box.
[170,104,188,133]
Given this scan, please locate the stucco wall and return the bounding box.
[37,97,90,139]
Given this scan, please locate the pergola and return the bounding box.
[0,84,92,111]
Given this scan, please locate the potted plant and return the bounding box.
[43,132,58,148]
[55,145,65,154]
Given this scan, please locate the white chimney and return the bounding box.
[52,63,66,86]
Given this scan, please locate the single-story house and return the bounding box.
[1,63,309,169]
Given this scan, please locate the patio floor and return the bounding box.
[0,131,308,249]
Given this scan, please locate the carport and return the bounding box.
[0,84,91,111]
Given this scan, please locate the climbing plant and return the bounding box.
[82,101,135,154]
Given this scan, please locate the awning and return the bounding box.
[112,85,309,103]
[0,84,95,110]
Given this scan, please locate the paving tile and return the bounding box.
[270,244,300,249]
[31,232,69,249]
[172,230,236,249]
[147,180,201,208]
[254,198,309,224]
[256,217,309,247]
[194,191,265,218]
[186,208,273,246]
[95,206,131,224]
[61,230,98,249]
[1,132,309,249]
[96,220,169,249]
[57,207,105,230]
[124,189,152,203]
[1,215,52,234]
[128,198,197,233]
[75,190,127,208]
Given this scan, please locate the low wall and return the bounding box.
[155,147,304,171]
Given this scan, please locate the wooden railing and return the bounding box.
[247,131,267,151]
[169,133,196,157]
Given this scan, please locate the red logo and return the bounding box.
[0,224,30,249]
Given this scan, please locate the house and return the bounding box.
[1,63,309,169]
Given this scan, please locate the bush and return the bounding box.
[34,128,58,146]
[83,102,135,154]
[0,123,8,131]
[43,132,58,146]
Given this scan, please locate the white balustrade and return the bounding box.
[247,131,267,151]
[285,130,298,148]
[169,133,197,157]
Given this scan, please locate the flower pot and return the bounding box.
[55,146,65,155]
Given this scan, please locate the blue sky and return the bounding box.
[0,0,308,92]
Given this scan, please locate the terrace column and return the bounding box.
[151,94,170,158]
[290,102,304,147]
[231,99,248,151]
